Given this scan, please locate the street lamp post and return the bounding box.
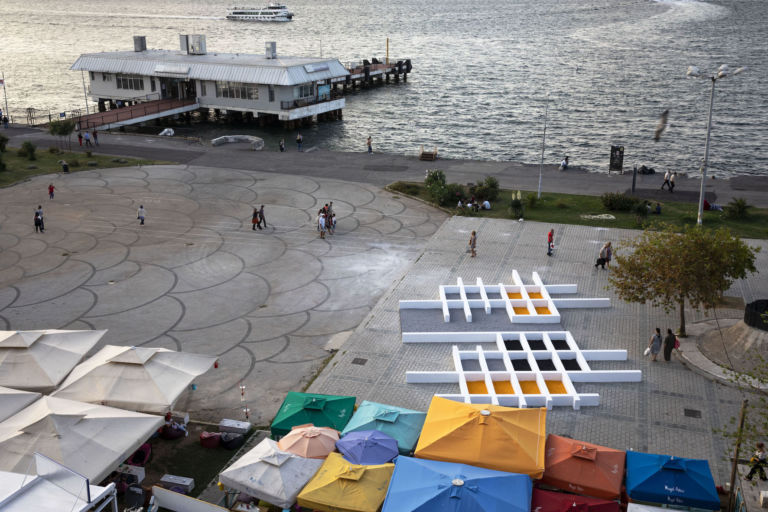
[537,93,550,199]
[686,64,746,226]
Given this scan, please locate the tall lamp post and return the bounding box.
[686,64,746,226]
[537,93,550,199]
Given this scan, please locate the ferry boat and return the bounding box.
[226,3,293,21]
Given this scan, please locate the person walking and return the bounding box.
[258,205,266,229]
[647,327,662,362]
[296,132,303,152]
[595,241,611,269]
[252,207,260,230]
[36,205,45,232]
[602,241,612,268]
[83,131,93,147]
[468,230,477,257]
[660,170,671,190]
[34,211,42,233]
[547,229,554,256]
[331,213,337,234]
[663,328,676,362]
[77,132,83,146]
[92,129,99,146]
[279,138,285,152]
[2,115,8,129]
[48,183,55,200]
[746,442,768,481]
[669,172,676,193]
[367,136,372,154]
[137,205,146,225]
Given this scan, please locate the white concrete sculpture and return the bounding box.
[405,331,641,410]
[399,272,609,323]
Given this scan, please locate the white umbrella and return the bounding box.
[0,330,106,392]
[51,345,216,414]
[219,438,323,509]
[0,396,163,482]
[0,387,41,423]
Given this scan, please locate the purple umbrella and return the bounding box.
[336,430,399,465]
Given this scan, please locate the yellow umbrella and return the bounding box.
[277,424,339,459]
[297,452,394,512]
[414,396,547,478]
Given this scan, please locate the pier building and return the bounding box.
[70,35,348,130]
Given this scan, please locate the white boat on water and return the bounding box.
[226,3,293,21]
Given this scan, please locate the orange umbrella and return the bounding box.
[277,424,339,459]
[414,396,547,477]
[541,434,626,500]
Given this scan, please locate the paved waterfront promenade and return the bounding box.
[7,127,768,208]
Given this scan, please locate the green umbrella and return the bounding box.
[271,392,355,439]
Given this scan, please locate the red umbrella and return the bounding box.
[541,434,626,500]
[532,488,620,512]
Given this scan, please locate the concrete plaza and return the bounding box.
[0,165,446,424]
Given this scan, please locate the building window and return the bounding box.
[268,85,275,102]
[90,72,95,81]
[116,75,145,91]
[295,84,313,98]
[215,81,258,100]
[201,81,207,96]
[102,73,112,82]
[151,79,156,92]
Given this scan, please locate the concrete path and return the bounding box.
[0,164,446,423]
[7,127,768,208]
[308,217,768,484]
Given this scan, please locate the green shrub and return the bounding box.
[389,181,421,196]
[445,183,466,203]
[473,176,500,202]
[85,150,92,158]
[556,200,568,209]
[0,133,8,152]
[601,192,639,211]
[69,159,81,167]
[525,193,538,209]
[0,154,5,172]
[424,169,446,188]
[48,146,59,154]
[635,202,649,222]
[18,141,36,161]
[724,197,750,219]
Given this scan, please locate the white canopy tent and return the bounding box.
[0,330,107,393]
[219,438,323,509]
[0,387,41,423]
[51,345,217,414]
[0,396,163,482]
[0,453,117,512]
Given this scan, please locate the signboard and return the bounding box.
[610,145,624,173]
[318,84,331,100]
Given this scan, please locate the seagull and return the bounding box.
[654,109,669,142]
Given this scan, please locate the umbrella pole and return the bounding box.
[728,399,748,512]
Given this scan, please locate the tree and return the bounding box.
[48,119,76,151]
[608,224,759,336]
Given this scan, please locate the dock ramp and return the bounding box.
[76,98,199,131]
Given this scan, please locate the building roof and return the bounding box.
[71,49,349,86]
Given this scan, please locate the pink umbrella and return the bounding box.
[277,424,339,459]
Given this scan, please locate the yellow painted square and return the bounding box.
[507,292,522,299]
[466,380,488,394]
[519,381,540,394]
[535,306,551,315]
[513,306,529,315]
[493,380,515,394]
[546,380,568,394]
[528,292,543,299]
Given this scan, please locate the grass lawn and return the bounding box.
[388,181,768,240]
[0,145,165,188]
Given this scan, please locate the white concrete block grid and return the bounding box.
[400,273,639,409]
[398,271,610,324]
[405,331,641,410]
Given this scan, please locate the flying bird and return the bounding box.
[654,109,669,142]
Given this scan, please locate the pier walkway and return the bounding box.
[75,98,199,131]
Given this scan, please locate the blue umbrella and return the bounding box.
[341,400,427,454]
[626,451,720,510]
[382,456,532,512]
[336,430,399,465]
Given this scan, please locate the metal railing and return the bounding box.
[77,98,197,130]
[280,94,339,110]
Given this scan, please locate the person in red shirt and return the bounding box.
[547,229,554,256]
[48,183,55,200]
